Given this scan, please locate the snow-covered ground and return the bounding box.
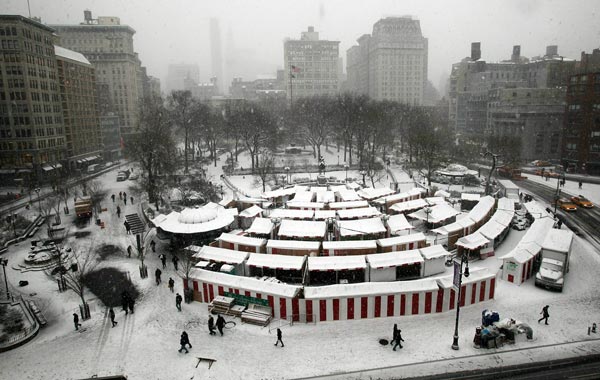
[1,160,600,379]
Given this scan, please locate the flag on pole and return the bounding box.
[291,65,301,72]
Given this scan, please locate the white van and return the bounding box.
[87,164,99,174]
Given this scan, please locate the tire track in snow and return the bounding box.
[92,308,111,366]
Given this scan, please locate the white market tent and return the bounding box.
[336,189,362,202]
[246,252,306,271]
[314,210,337,220]
[468,196,496,224]
[322,240,378,256]
[337,218,387,238]
[152,204,235,235]
[420,245,450,276]
[329,200,369,210]
[430,215,475,249]
[456,232,491,256]
[408,203,459,224]
[245,217,274,237]
[292,191,315,203]
[357,187,395,201]
[217,232,267,253]
[287,201,325,210]
[266,239,321,255]
[390,198,428,214]
[269,209,314,220]
[190,269,302,298]
[497,197,515,212]
[425,197,447,205]
[386,214,414,235]
[345,182,361,190]
[367,249,425,282]
[523,201,552,219]
[303,278,438,299]
[373,188,424,207]
[262,187,296,200]
[377,232,427,252]
[434,190,451,198]
[192,246,248,275]
[308,255,367,271]
[461,193,481,202]
[337,206,382,220]
[316,191,335,203]
[277,219,326,240]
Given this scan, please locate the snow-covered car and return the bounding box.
[116,172,127,182]
[129,173,139,180]
[512,219,528,231]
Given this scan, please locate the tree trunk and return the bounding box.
[184,129,189,173]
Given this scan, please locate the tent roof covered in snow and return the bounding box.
[337,218,387,237]
[153,204,235,234]
[420,245,449,260]
[266,239,321,251]
[314,210,337,220]
[366,249,424,269]
[239,205,263,218]
[377,232,426,248]
[245,217,274,235]
[477,220,508,240]
[408,203,459,224]
[337,206,382,220]
[386,214,414,234]
[292,191,315,203]
[262,187,296,199]
[329,200,369,210]
[523,201,552,220]
[322,240,378,250]
[247,252,305,270]
[192,245,249,264]
[456,232,490,250]
[278,219,326,239]
[217,232,266,247]
[308,255,367,271]
[335,189,362,202]
[461,193,481,201]
[269,208,314,220]
[390,198,428,213]
[468,196,496,222]
[304,278,439,298]
[357,187,395,201]
[287,201,325,209]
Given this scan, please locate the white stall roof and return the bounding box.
[542,229,573,253]
[434,190,451,198]
[357,187,395,201]
[267,239,321,251]
[314,210,337,220]
[373,188,422,205]
[420,245,449,260]
[338,218,387,237]
[310,186,328,193]
[408,203,459,224]
[523,201,551,220]
[468,196,496,223]
[461,193,481,201]
[190,268,301,298]
[193,246,249,264]
[278,219,326,239]
[336,189,362,202]
[456,232,490,250]
[366,249,424,269]
[337,206,382,220]
[153,205,236,234]
[377,232,426,248]
[492,210,514,227]
[308,255,367,271]
[386,214,414,234]
[239,205,263,218]
[322,240,378,251]
[316,191,335,203]
[390,198,428,213]
[431,216,475,235]
[269,209,314,220]
[262,187,296,199]
[329,200,369,210]
[304,278,439,299]
[329,185,347,193]
[501,242,540,264]
[247,252,305,270]
[292,191,315,203]
[287,201,325,210]
[521,218,554,246]
[294,185,309,192]
[497,197,515,212]
[217,232,266,247]
[245,217,274,235]
[346,182,361,190]
[184,245,202,254]
[478,220,508,240]
[425,197,447,205]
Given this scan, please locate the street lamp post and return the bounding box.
[360,169,367,187]
[34,187,41,214]
[481,151,500,196]
[451,253,470,350]
[1,258,9,300]
[284,166,290,185]
[344,163,349,183]
[554,176,561,214]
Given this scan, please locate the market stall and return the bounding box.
[408,203,460,228]
[246,252,306,284]
[419,245,450,277]
[287,201,325,210]
[389,198,428,215]
[367,249,424,281]
[456,232,492,259]
[377,232,427,252]
[322,240,378,256]
[308,255,367,285]
[269,209,315,220]
[385,214,414,236]
[336,217,387,240]
[238,205,263,229]
[266,239,321,256]
[329,200,369,210]
[334,189,363,202]
[357,187,395,202]
[245,217,274,239]
[337,206,382,220]
[277,219,326,241]
[192,245,249,275]
[216,232,267,253]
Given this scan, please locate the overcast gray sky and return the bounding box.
[2,0,599,93]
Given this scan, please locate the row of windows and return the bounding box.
[0,26,18,36]
[0,39,19,50]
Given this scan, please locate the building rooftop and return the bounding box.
[54,45,91,65]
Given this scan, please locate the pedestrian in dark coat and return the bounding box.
[127,245,133,258]
[172,255,179,271]
[160,254,166,269]
[538,305,550,325]
[216,314,225,336]
[274,328,284,347]
[168,277,175,292]
[130,196,134,205]
[111,194,116,202]
[128,298,135,314]
[208,315,216,335]
[150,240,156,253]
[579,181,583,189]
[116,205,121,218]
[175,293,182,311]
[123,192,127,202]
[124,220,131,234]
[178,333,189,353]
[121,291,129,315]
[182,331,192,348]
[123,196,127,205]
[73,313,81,331]
[155,268,162,285]
[109,308,118,327]
[119,191,122,200]
[393,327,404,351]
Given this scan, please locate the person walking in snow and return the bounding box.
[119,191,122,200]
[182,331,192,349]
[128,298,135,314]
[121,291,129,315]
[130,196,134,205]
[109,307,118,327]
[274,328,284,347]
[391,324,399,347]
[393,327,404,351]
[116,205,121,218]
[175,293,183,311]
[123,192,127,202]
[155,268,162,285]
[73,313,82,331]
[123,196,127,205]
[538,305,550,325]
[178,333,189,354]
[208,315,216,335]
[579,181,583,189]
[111,194,116,203]
[127,245,133,258]
[150,240,156,253]
[124,220,131,234]
[168,277,175,293]
[216,314,225,336]
[172,255,179,271]
[160,254,166,269]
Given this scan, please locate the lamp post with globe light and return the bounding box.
[451,253,470,350]
[344,163,349,183]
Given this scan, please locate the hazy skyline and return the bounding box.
[2,0,599,94]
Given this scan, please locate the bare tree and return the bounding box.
[254,150,275,192]
[168,90,194,173]
[39,198,56,237]
[82,180,106,219]
[62,241,100,319]
[293,96,331,159]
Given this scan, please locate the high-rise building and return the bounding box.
[166,63,200,94]
[0,15,66,182]
[55,45,102,171]
[284,26,340,100]
[210,18,223,95]
[346,17,428,105]
[51,11,143,138]
[561,49,600,174]
[229,72,285,101]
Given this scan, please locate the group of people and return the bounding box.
[121,291,135,315]
[208,314,226,336]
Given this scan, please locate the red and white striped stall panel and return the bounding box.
[187,269,302,320]
[435,269,496,312]
[216,232,266,253]
[500,243,540,285]
[322,240,378,256]
[377,233,427,253]
[301,279,440,322]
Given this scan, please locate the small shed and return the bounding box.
[308,255,367,285]
[238,205,263,229]
[461,193,481,211]
[419,245,449,277]
[329,200,369,210]
[266,239,321,256]
[337,218,387,240]
[322,240,378,256]
[357,187,395,201]
[500,242,541,285]
[386,214,414,236]
[246,252,306,283]
[192,245,249,275]
[245,217,274,238]
[277,219,326,241]
[456,232,492,259]
[377,232,427,252]
[314,210,337,221]
[337,206,382,220]
[216,232,266,253]
[366,249,425,281]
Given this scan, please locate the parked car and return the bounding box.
[512,219,528,231]
[556,198,577,212]
[570,195,593,208]
[129,173,139,180]
[116,172,127,182]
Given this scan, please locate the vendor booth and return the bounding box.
[314,210,337,220]
[389,198,428,214]
[337,218,387,240]
[436,269,496,312]
[329,200,369,210]
[377,232,427,253]
[266,239,321,256]
[468,196,496,230]
[262,187,296,207]
[322,240,378,256]
[431,216,475,250]
[246,252,306,284]
[269,208,314,220]
[308,255,367,285]
[461,193,481,211]
[419,245,450,276]
[216,232,266,253]
[357,187,395,201]
[408,203,460,228]
[238,205,263,229]
[291,190,315,203]
[245,217,274,238]
[287,201,325,210]
[373,188,424,212]
[367,249,424,281]
[277,219,326,241]
[456,232,492,259]
[385,214,414,236]
[337,206,382,220]
[335,189,362,202]
[192,245,248,275]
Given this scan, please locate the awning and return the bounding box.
[42,165,54,172]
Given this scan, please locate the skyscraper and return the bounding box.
[166,63,200,93]
[346,17,428,105]
[284,26,340,101]
[210,18,223,95]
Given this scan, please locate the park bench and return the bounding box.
[195,357,216,369]
[27,300,47,327]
